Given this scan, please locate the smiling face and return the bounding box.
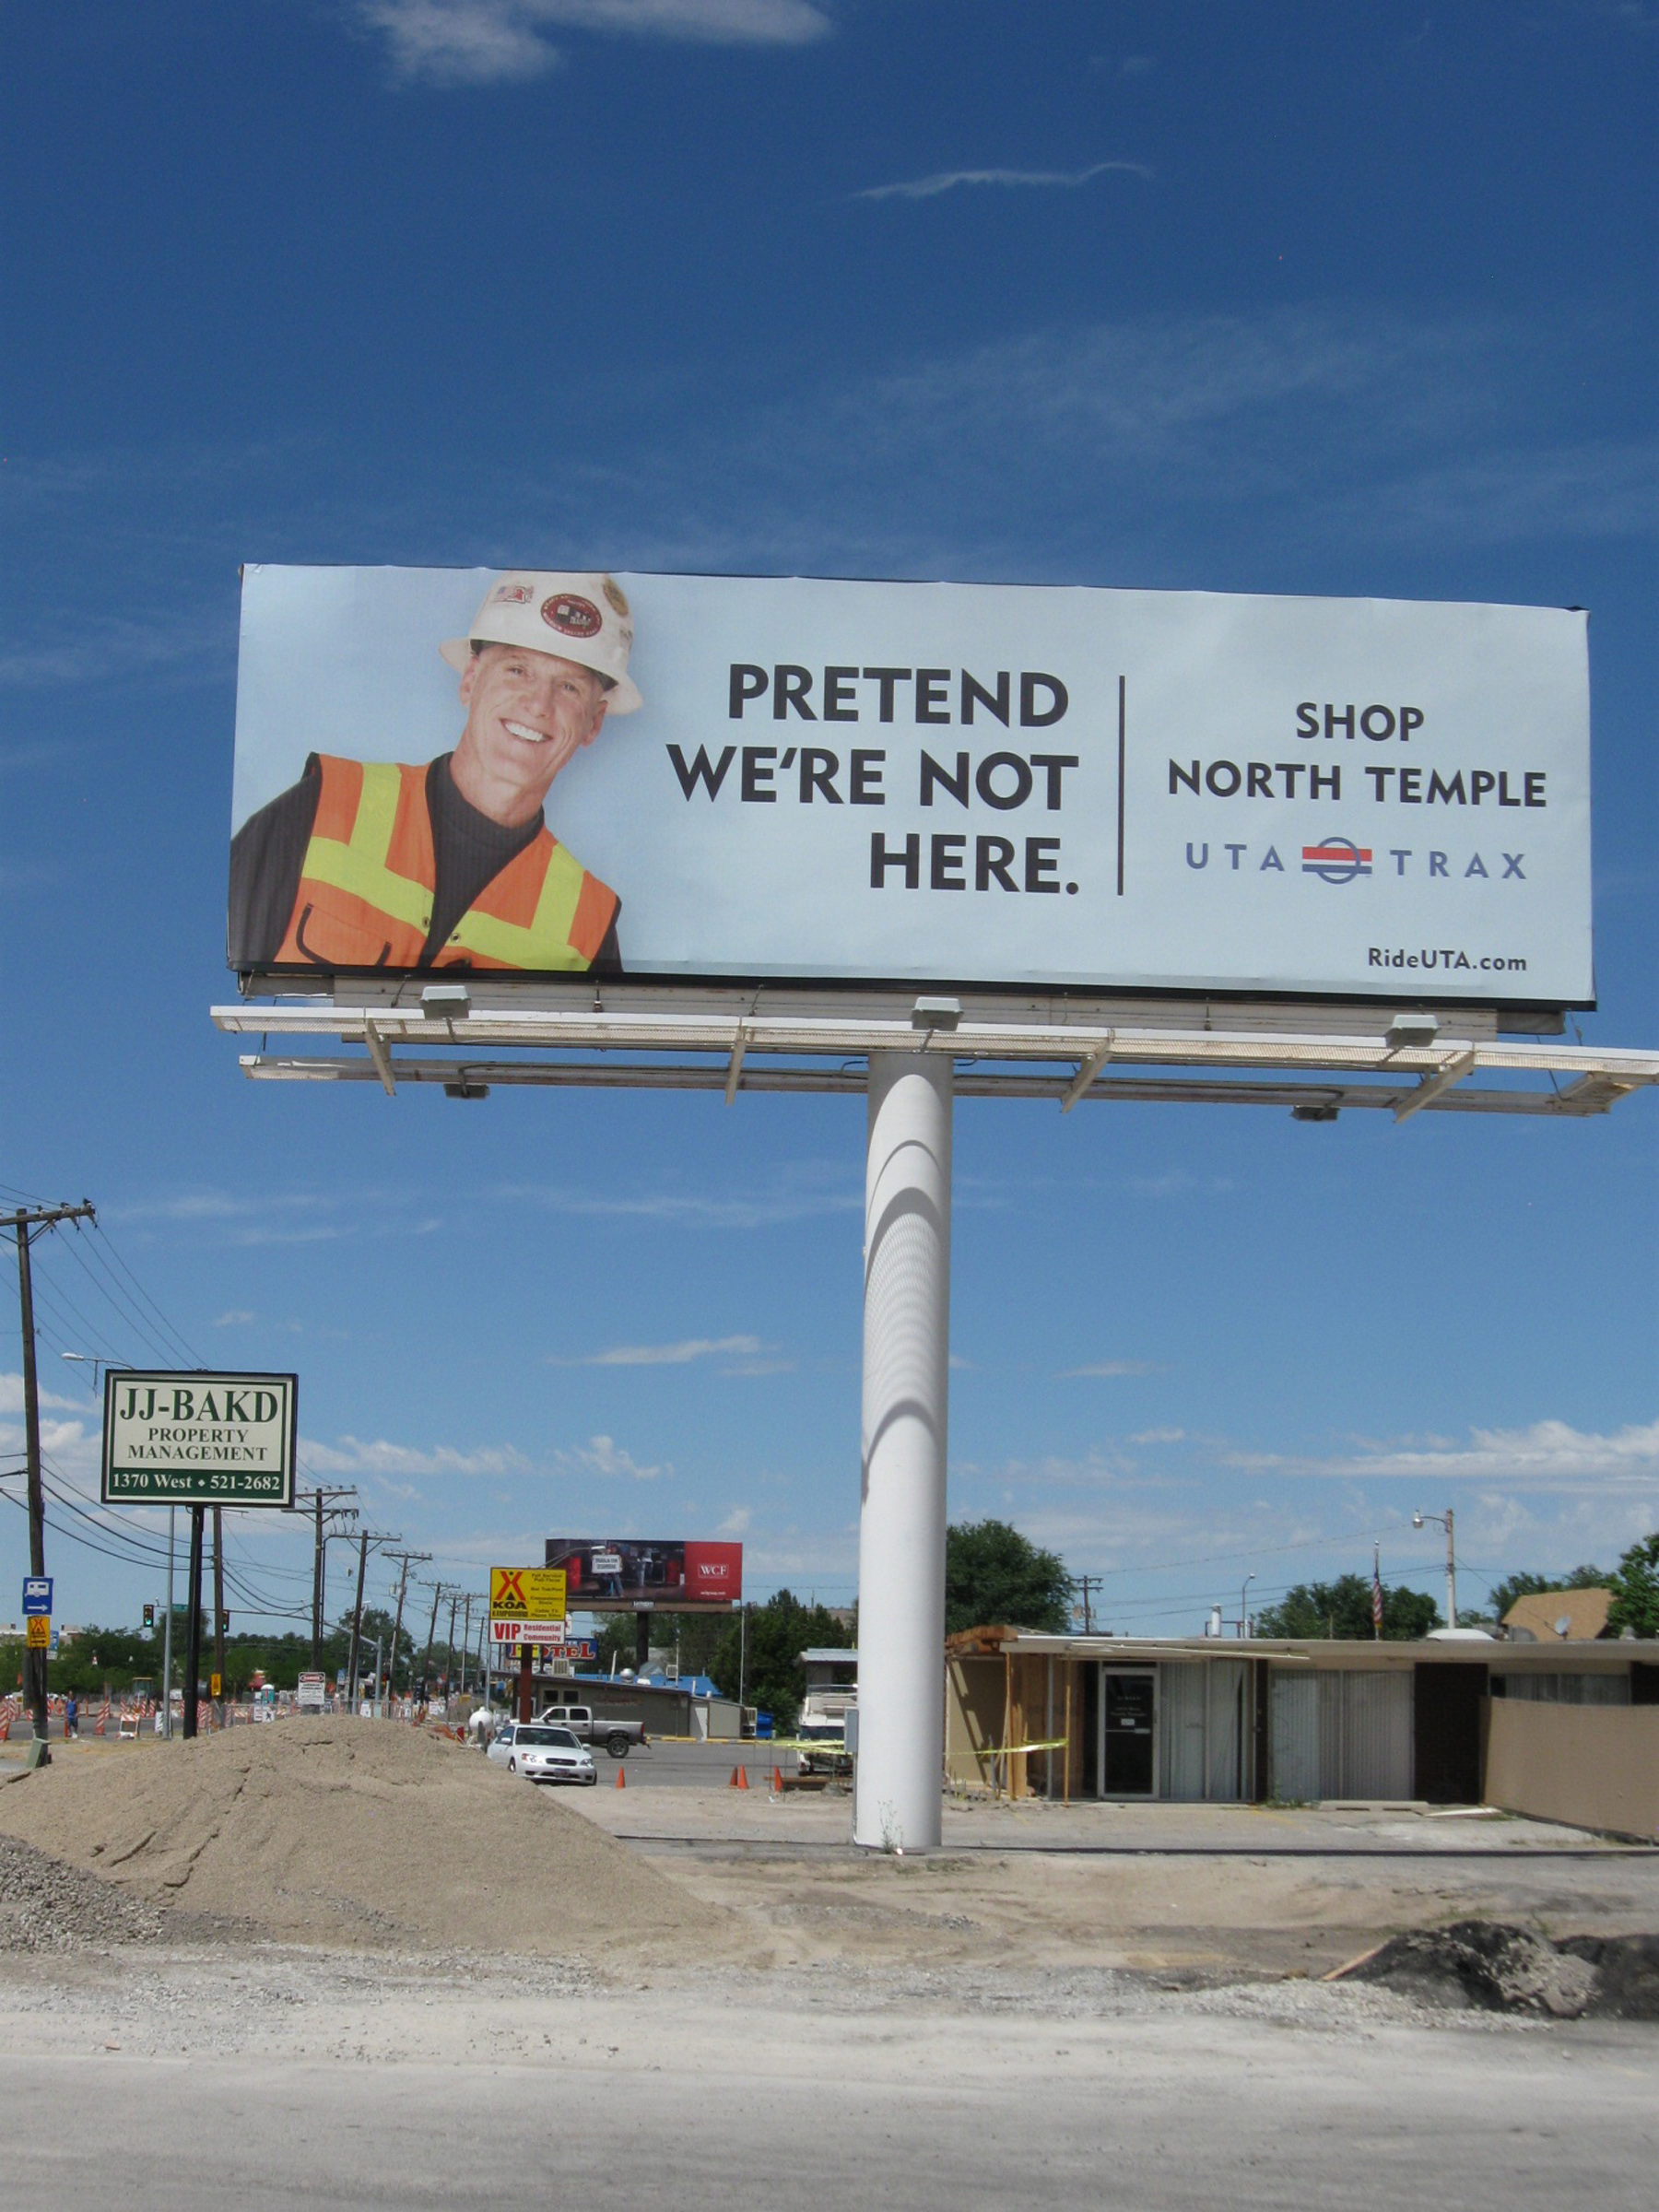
[450,642,609,829]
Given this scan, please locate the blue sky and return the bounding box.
[2,1,1655,1644]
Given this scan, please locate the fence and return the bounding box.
[1484,1698,1659,1841]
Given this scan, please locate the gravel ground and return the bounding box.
[0,1834,161,1954]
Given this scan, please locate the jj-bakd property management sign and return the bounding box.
[101,1371,298,1507]
[229,568,1593,1006]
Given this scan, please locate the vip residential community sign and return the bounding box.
[101,1371,298,1508]
[229,567,1594,1006]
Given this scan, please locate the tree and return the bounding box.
[1486,1564,1608,1624]
[944,1518,1071,1636]
[1255,1574,1441,1641]
[708,1590,849,1732]
[1606,1531,1659,1640]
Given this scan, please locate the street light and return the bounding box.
[60,1351,103,1395]
[1241,1571,1255,1640]
[1413,1509,1457,1629]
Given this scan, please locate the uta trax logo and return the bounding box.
[1301,837,1371,884]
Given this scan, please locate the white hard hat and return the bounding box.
[441,571,642,714]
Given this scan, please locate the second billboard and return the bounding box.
[544,1538,744,1611]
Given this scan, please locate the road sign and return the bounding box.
[101,1371,298,1508]
[210,1673,222,1699]
[22,1577,52,1616]
[26,1616,50,1651]
[488,1618,568,1647]
[488,1567,567,1622]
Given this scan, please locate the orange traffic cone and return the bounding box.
[728,1764,740,1787]
[772,1765,784,1793]
[735,1764,749,1792]
[615,1764,626,1789]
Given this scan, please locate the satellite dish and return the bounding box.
[1553,1614,1572,1639]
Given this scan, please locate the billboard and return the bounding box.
[545,1538,744,1611]
[229,566,1593,1006]
[102,1371,298,1507]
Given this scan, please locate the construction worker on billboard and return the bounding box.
[229,571,641,974]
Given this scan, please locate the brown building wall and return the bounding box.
[1484,1698,1659,1841]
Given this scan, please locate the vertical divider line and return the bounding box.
[1116,675,1126,897]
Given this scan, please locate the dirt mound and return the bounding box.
[0,1720,732,1960]
[1344,1920,1659,2019]
[0,1833,162,1953]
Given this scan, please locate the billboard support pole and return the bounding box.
[854,1048,952,1852]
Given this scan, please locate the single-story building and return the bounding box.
[946,1627,1659,1834]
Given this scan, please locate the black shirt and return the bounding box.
[228,752,621,972]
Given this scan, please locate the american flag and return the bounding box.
[1371,1545,1384,1637]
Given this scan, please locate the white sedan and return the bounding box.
[495,1722,596,1786]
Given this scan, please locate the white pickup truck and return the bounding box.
[535,1703,647,1759]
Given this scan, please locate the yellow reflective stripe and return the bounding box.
[300,765,431,933]
[448,844,589,967]
[349,761,402,868]
[300,835,433,933]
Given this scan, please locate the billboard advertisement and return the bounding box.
[102,1371,298,1507]
[229,566,1593,1006]
[544,1538,744,1611]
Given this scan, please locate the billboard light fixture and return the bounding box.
[912,997,961,1032]
[422,982,471,1020]
[1385,1011,1440,1053]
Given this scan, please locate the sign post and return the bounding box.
[102,1372,299,1738]
[489,1569,567,1724]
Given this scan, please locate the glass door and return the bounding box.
[1100,1669,1158,1797]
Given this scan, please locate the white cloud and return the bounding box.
[553,1333,764,1367]
[1227,1418,1659,1492]
[356,0,832,88]
[212,1309,256,1328]
[561,1433,665,1480]
[718,1506,752,1535]
[301,1433,532,1477]
[853,159,1151,203]
[501,1169,858,1230]
[0,1375,84,1417]
[1061,1359,1163,1378]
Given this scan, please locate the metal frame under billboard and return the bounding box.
[101,1371,298,1509]
[544,1538,743,1612]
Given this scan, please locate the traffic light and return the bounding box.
[218,1611,230,1634]
[142,1603,155,1629]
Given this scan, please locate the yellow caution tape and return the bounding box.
[971,1737,1070,1759]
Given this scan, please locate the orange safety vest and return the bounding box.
[276,756,618,972]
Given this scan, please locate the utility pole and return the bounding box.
[345,1529,399,1707]
[5,1201,96,1747]
[385,1551,429,1706]
[445,1589,459,1696]
[418,1581,447,1700]
[459,1593,472,1696]
[1071,1573,1102,1636]
[296,1485,358,1669]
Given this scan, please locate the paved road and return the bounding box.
[7,2004,1655,2210]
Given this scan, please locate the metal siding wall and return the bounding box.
[1159,1665,1206,1801]
[1270,1673,1320,1802]
[1206,1661,1248,1801]
[1338,1673,1414,1798]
